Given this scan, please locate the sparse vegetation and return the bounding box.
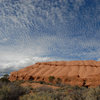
[48,76,55,82]
[0,82,29,100]
[0,75,29,100]
[56,78,62,85]
[19,92,53,100]
[19,82,100,100]
[19,85,100,100]
[0,74,10,83]
[38,81,46,84]
[1,74,100,100]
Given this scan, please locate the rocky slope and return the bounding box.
[9,60,100,87]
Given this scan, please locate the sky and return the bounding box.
[0,0,100,75]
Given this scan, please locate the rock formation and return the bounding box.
[9,60,100,87]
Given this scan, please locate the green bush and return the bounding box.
[56,78,62,84]
[38,81,46,84]
[48,76,55,83]
[0,74,10,83]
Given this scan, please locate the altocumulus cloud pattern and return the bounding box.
[0,0,100,75]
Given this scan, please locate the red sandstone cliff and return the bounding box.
[9,60,100,87]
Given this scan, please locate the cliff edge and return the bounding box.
[9,60,100,87]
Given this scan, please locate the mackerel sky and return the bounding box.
[0,0,100,73]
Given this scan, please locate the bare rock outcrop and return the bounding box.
[9,60,100,87]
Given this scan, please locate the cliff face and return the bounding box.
[9,60,100,87]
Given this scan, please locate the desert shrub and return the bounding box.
[56,78,62,83]
[0,83,29,100]
[68,90,85,100]
[48,76,55,82]
[0,74,10,83]
[56,78,62,86]
[38,81,46,84]
[56,85,87,100]
[50,92,67,100]
[20,93,52,100]
[21,86,72,100]
[12,80,25,85]
[0,77,10,83]
[0,82,7,88]
[84,86,100,100]
[57,84,75,92]
[36,86,54,93]
[3,74,9,79]
[20,92,68,100]
[19,85,100,100]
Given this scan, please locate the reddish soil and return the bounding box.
[21,82,59,89]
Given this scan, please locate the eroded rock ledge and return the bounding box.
[9,60,100,87]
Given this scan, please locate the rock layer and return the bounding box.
[9,60,100,87]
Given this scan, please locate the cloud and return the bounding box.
[0,0,100,76]
[0,0,86,34]
[97,58,100,61]
[0,56,53,73]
